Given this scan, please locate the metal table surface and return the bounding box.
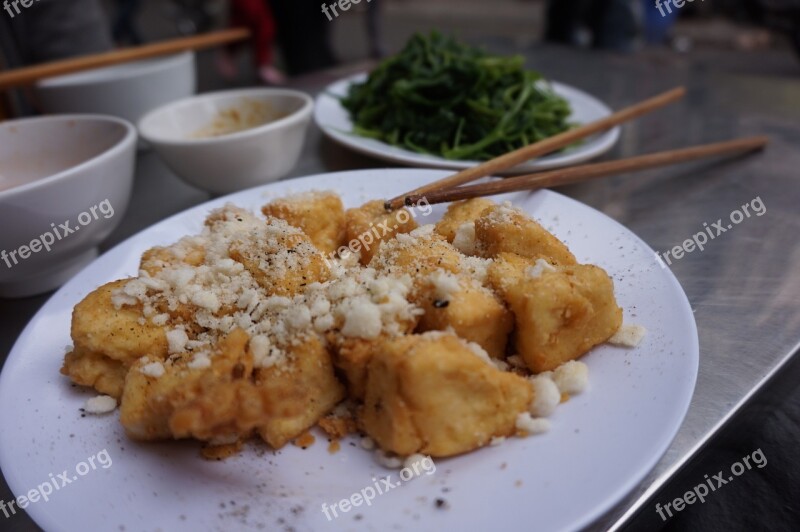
[1,45,799,531]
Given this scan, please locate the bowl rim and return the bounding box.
[138,87,314,147]
[35,51,195,89]
[0,114,138,201]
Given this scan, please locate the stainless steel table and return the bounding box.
[1,46,799,531]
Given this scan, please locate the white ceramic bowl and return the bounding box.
[35,52,196,133]
[138,88,314,194]
[0,115,137,298]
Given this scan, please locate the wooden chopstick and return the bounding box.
[384,86,686,211]
[404,136,769,206]
[0,28,251,90]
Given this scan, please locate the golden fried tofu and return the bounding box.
[501,264,622,372]
[70,280,168,366]
[229,217,329,296]
[139,236,205,276]
[255,336,345,449]
[360,333,532,457]
[61,348,128,399]
[121,329,303,442]
[474,204,576,265]
[434,198,495,242]
[417,276,513,358]
[345,200,418,265]
[486,252,536,295]
[261,191,346,255]
[369,230,462,300]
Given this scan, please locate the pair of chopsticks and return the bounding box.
[385,87,768,209]
[0,29,250,90]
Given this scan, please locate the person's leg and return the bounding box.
[366,0,385,59]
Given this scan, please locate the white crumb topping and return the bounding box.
[140,361,165,378]
[526,258,557,278]
[515,412,551,435]
[187,352,212,369]
[429,270,460,301]
[507,355,526,369]
[409,224,435,237]
[166,328,189,354]
[452,222,477,255]
[340,297,383,339]
[552,360,589,395]
[403,453,430,472]
[109,202,423,369]
[489,436,506,446]
[360,436,376,450]
[608,324,647,347]
[83,395,117,415]
[375,449,403,469]
[460,256,492,284]
[528,375,561,417]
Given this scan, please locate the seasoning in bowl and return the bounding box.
[191,98,288,139]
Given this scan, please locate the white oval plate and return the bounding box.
[0,169,697,532]
[315,74,621,173]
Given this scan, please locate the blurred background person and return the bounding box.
[269,0,336,76]
[545,0,638,51]
[112,0,144,46]
[0,0,112,66]
[217,0,286,84]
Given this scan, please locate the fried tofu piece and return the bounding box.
[486,252,535,295]
[61,348,128,399]
[70,280,168,366]
[360,333,532,457]
[500,264,622,373]
[369,230,462,300]
[474,204,576,265]
[345,200,418,265]
[261,191,346,255]
[417,276,513,358]
[139,236,205,276]
[121,329,303,442]
[229,217,329,297]
[255,336,345,449]
[434,198,495,243]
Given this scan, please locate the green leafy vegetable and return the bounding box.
[341,32,573,161]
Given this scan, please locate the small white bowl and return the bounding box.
[35,52,196,139]
[0,115,137,298]
[138,88,313,194]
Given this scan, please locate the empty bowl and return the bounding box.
[35,52,196,139]
[0,115,137,298]
[138,88,313,194]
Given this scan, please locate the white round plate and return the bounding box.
[315,74,621,173]
[0,169,697,532]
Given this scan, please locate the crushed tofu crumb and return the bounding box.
[83,395,117,415]
[552,361,589,395]
[528,375,561,417]
[375,449,403,469]
[166,328,189,354]
[429,270,460,301]
[140,361,165,378]
[403,453,430,472]
[515,412,551,435]
[526,258,557,278]
[452,222,477,255]
[608,324,647,347]
[360,436,376,450]
[489,436,506,446]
